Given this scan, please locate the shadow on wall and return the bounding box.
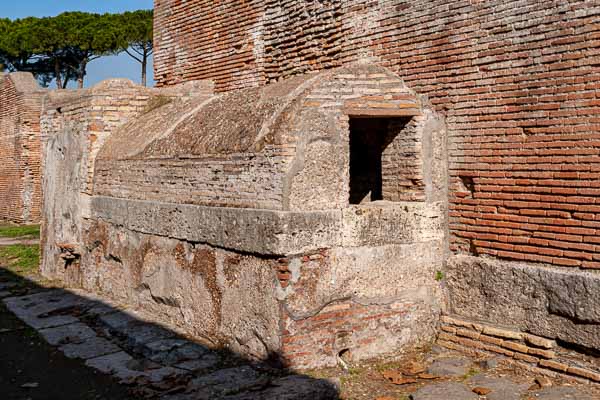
[0,267,340,400]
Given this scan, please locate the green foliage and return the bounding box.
[435,270,444,281]
[143,95,172,114]
[461,367,480,380]
[0,244,40,274]
[118,10,154,86]
[0,225,40,238]
[0,10,153,88]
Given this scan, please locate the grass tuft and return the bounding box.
[143,95,172,114]
[461,367,480,380]
[0,224,40,238]
[0,244,40,275]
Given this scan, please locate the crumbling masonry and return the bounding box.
[3,0,600,381]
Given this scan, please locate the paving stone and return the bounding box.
[60,336,121,360]
[38,322,96,345]
[175,354,220,372]
[0,282,17,290]
[84,303,118,317]
[3,291,88,329]
[187,366,265,395]
[99,311,140,329]
[85,351,184,383]
[121,322,177,351]
[143,338,213,365]
[426,357,472,377]
[467,374,529,400]
[224,375,339,400]
[145,338,190,353]
[411,382,478,400]
[533,386,593,400]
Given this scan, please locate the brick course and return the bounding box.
[153,0,600,269]
[439,315,600,383]
[0,73,45,224]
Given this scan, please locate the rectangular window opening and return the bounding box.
[349,117,411,205]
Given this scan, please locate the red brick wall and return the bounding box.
[154,0,600,269]
[153,0,266,90]
[0,73,44,224]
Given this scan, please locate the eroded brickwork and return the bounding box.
[153,0,600,269]
[439,315,600,383]
[0,73,45,224]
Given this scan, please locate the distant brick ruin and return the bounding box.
[3,0,600,382]
[0,73,45,224]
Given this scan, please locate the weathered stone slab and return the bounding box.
[467,374,529,400]
[187,366,265,395]
[175,355,220,372]
[121,323,176,351]
[99,311,141,329]
[411,382,478,400]
[60,336,121,360]
[143,338,213,365]
[224,375,339,400]
[0,282,17,290]
[3,290,90,329]
[38,322,96,345]
[426,357,471,377]
[447,255,600,350]
[85,351,184,383]
[84,303,118,317]
[92,196,344,255]
[533,386,593,400]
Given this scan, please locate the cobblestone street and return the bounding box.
[2,260,599,399]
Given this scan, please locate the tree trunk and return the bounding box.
[62,72,70,89]
[54,58,63,89]
[141,55,147,87]
[141,45,148,87]
[77,59,87,89]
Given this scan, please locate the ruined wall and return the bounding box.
[40,79,214,284]
[0,73,45,224]
[39,64,449,368]
[153,0,600,266]
[152,0,600,370]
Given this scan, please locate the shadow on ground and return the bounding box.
[0,266,339,400]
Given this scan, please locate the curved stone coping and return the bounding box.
[91,196,446,255]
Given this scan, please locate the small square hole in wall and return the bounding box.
[348,117,412,205]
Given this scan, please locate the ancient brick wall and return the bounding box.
[0,73,45,224]
[153,0,600,269]
[153,0,267,90]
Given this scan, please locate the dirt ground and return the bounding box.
[306,348,600,399]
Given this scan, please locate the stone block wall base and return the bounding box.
[438,315,600,384]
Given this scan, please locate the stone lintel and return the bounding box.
[91,196,445,255]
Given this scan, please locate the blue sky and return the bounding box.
[3,0,155,88]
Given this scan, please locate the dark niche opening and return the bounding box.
[348,117,411,205]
